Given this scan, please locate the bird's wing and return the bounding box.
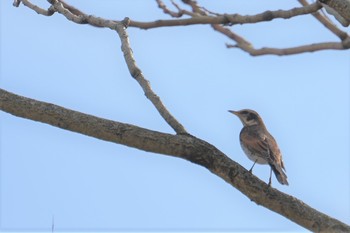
[242,130,284,170]
[263,132,285,171]
[241,130,270,161]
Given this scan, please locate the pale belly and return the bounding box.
[241,142,268,164]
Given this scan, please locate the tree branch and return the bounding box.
[1,88,349,232]
[114,20,188,134]
[215,23,349,55]
[8,1,350,230]
[299,0,349,40]
[15,0,349,55]
[319,0,350,26]
[45,0,187,134]
[226,41,347,55]
[129,3,322,29]
[160,0,350,55]
[14,0,55,16]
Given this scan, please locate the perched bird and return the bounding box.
[229,109,288,186]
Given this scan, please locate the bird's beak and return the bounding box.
[228,110,238,115]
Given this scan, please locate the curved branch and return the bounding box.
[1,88,349,232]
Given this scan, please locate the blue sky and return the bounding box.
[1,0,349,232]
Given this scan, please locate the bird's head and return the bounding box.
[228,109,264,127]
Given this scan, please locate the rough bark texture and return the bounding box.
[6,0,350,231]
[1,88,349,232]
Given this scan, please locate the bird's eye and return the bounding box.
[247,113,258,121]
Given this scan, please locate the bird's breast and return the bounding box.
[239,126,269,165]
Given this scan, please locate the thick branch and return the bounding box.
[9,1,350,230]
[1,88,349,232]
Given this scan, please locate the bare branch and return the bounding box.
[1,88,350,232]
[19,0,55,16]
[226,41,346,55]
[319,0,350,26]
[299,0,349,40]
[167,1,350,55]
[114,20,188,134]
[35,0,187,134]
[213,24,348,55]
[9,1,350,230]
[156,0,184,18]
[130,3,322,29]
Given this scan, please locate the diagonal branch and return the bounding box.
[46,0,187,134]
[114,20,187,134]
[9,1,350,230]
[298,0,349,41]
[1,88,350,232]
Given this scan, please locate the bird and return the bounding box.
[228,109,288,186]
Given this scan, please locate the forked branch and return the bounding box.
[157,0,350,55]
[6,0,350,231]
[20,0,187,134]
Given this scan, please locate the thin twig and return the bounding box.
[156,0,184,18]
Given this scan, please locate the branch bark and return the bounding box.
[114,19,187,134]
[156,0,350,55]
[6,0,350,231]
[1,88,349,232]
[129,3,322,29]
[14,0,349,55]
[299,0,349,40]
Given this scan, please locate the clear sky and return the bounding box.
[1,0,349,232]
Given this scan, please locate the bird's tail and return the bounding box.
[271,164,289,185]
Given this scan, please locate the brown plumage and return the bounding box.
[229,109,288,186]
